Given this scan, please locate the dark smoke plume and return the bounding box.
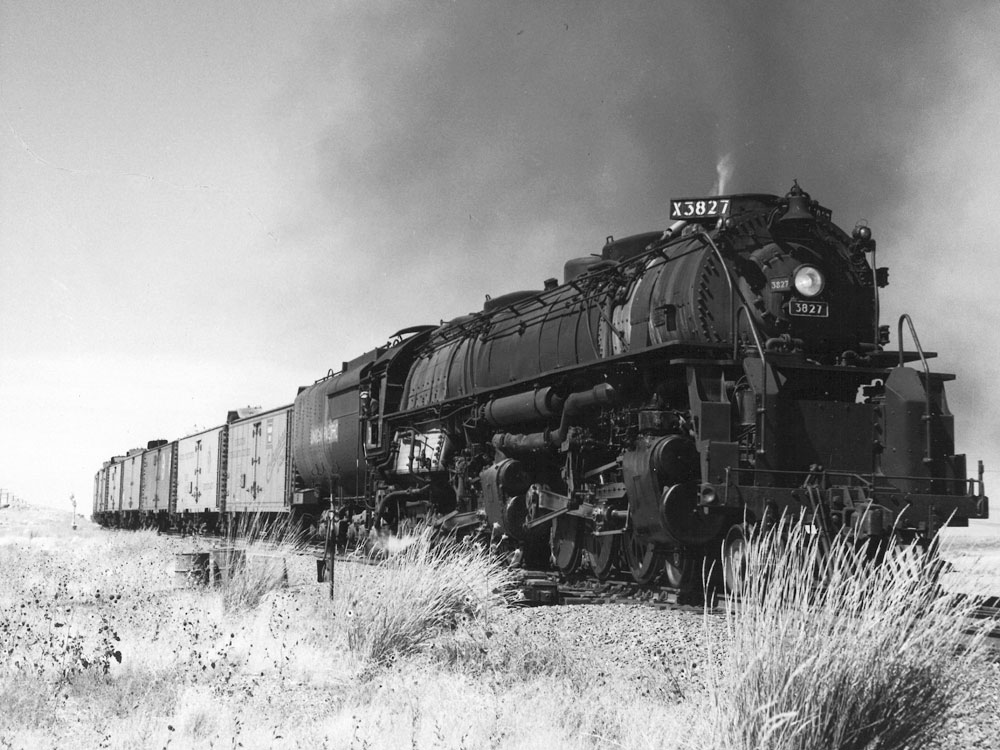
[279,1,1000,476]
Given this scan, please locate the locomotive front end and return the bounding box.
[668,184,988,575]
[715,184,881,361]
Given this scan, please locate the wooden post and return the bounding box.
[326,494,335,601]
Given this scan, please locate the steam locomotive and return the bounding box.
[94,184,989,587]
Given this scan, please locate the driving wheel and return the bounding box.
[586,533,620,580]
[663,550,699,589]
[550,515,584,574]
[624,530,663,585]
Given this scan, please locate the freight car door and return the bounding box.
[251,421,262,501]
[193,439,203,506]
[256,413,291,511]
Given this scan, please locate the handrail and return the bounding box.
[897,314,934,464]
[735,306,768,363]
[692,230,737,357]
[693,229,769,360]
[735,305,768,455]
[897,314,930,371]
[697,229,769,456]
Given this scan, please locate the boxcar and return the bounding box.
[92,464,107,520]
[122,449,146,527]
[140,440,174,528]
[225,404,293,516]
[106,455,126,523]
[175,424,227,518]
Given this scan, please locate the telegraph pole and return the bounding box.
[71,493,77,530]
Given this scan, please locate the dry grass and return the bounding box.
[1,504,997,749]
[343,529,518,666]
[705,518,998,750]
[219,512,306,611]
[0,508,699,748]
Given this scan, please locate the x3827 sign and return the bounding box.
[669,198,731,220]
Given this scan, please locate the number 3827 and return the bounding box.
[790,300,829,318]
[669,198,731,220]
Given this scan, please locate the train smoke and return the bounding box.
[288,2,961,287]
[712,154,734,196]
[281,1,1000,482]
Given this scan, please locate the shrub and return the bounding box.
[344,531,518,665]
[219,513,306,612]
[706,518,997,750]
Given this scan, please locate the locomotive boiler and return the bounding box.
[294,183,987,585]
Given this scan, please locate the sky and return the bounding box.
[1,1,999,516]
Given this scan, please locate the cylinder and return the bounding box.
[650,435,700,485]
[491,384,618,457]
[492,431,551,456]
[735,386,756,427]
[497,458,530,495]
[482,387,564,428]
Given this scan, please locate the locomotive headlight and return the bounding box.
[793,265,825,297]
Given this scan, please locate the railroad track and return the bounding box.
[514,570,1000,641]
[161,528,1000,641]
[965,596,1000,639]
[517,570,710,609]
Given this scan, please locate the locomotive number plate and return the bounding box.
[790,300,829,317]
[669,198,731,220]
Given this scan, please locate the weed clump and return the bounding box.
[218,513,306,612]
[345,532,517,665]
[706,518,997,750]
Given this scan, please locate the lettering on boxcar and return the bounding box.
[265,425,287,482]
[310,419,339,445]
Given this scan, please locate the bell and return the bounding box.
[777,181,815,225]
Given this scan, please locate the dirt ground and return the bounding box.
[939,518,1000,595]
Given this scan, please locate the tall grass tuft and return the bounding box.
[345,530,518,666]
[219,512,306,612]
[706,518,996,750]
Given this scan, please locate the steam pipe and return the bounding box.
[374,485,431,522]
[659,219,687,242]
[481,386,565,428]
[492,384,617,455]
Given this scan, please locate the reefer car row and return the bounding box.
[94,185,989,584]
[93,405,296,532]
